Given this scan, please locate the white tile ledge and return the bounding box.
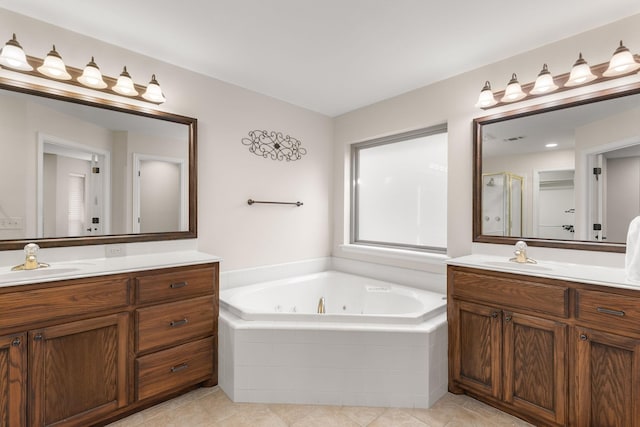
[339,244,448,265]
[0,250,221,288]
[447,254,640,291]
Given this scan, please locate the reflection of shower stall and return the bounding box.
[482,172,523,236]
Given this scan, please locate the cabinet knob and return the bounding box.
[11,337,21,346]
[491,311,499,318]
[505,315,512,322]
[580,334,588,341]
[34,333,43,341]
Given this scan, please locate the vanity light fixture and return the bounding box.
[142,74,166,103]
[37,45,72,80]
[0,33,166,105]
[77,57,107,89]
[565,53,597,87]
[476,40,639,109]
[500,73,526,102]
[112,66,139,96]
[474,81,498,108]
[530,64,558,95]
[603,40,640,77]
[0,33,32,71]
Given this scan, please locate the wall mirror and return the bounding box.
[474,83,640,253]
[0,81,197,250]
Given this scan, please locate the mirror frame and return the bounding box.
[473,81,640,253]
[0,76,197,250]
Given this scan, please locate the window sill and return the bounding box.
[338,244,449,265]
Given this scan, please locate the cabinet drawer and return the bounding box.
[136,266,215,304]
[576,289,640,331]
[136,337,213,401]
[0,277,129,329]
[451,269,569,318]
[136,296,214,353]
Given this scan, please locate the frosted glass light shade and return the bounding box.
[78,57,107,89]
[142,74,166,103]
[474,81,497,108]
[37,45,71,80]
[603,41,640,77]
[530,64,558,95]
[0,33,32,71]
[112,66,138,96]
[501,73,526,102]
[565,53,596,87]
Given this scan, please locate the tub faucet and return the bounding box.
[317,297,326,314]
[11,243,50,271]
[509,240,537,264]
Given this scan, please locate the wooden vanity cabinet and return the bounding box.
[0,261,219,427]
[449,265,640,427]
[448,267,568,426]
[0,333,26,427]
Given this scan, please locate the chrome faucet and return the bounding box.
[11,243,50,271]
[317,297,326,314]
[509,240,536,264]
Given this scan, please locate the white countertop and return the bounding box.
[446,254,640,291]
[0,251,222,288]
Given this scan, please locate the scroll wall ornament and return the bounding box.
[241,130,307,161]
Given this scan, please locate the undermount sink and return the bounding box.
[482,261,553,272]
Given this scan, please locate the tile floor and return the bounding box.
[106,387,534,426]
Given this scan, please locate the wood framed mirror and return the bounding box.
[473,82,640,253]
[0,77,197,250]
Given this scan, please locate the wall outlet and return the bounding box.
[105,244,126,258]
[0,217,23,230]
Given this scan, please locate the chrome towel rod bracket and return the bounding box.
[247,199,303,207]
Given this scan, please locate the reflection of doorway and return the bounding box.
[534,170,575,240]
[37,134,110,238]
[132,154,187,233]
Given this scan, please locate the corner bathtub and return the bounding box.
[218,271,448,409]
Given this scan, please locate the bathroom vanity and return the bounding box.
[447,255,640,427]
[0,252,219,427]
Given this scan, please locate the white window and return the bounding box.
[351,125,448,253]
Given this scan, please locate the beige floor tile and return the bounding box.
[340,406,386,426]
[108,388,535,427]
[367,408,428,427]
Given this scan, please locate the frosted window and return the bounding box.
[352,126,447,252]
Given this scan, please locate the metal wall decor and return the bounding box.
[241,130,307,161]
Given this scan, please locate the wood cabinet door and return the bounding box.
[29,313,129,427]
[575,327,640,427]
[0,334,26,427]
[503,311,567,426]
[451,300,502,398]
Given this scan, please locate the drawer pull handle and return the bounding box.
[596,307,625,317]
[170,281,188,289]
[170,318,189,327]
[171,363,189,373]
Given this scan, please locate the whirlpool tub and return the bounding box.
[218,271,448,408]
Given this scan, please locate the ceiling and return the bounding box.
[1,1,639,117]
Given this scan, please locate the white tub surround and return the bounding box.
[447,254,636,290]
[0,250,221,287]
[218,271,448,409]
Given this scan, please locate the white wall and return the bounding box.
[334,13,640,270]
[0,8,334,271]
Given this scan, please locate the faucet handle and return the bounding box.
[24,243,40,256]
